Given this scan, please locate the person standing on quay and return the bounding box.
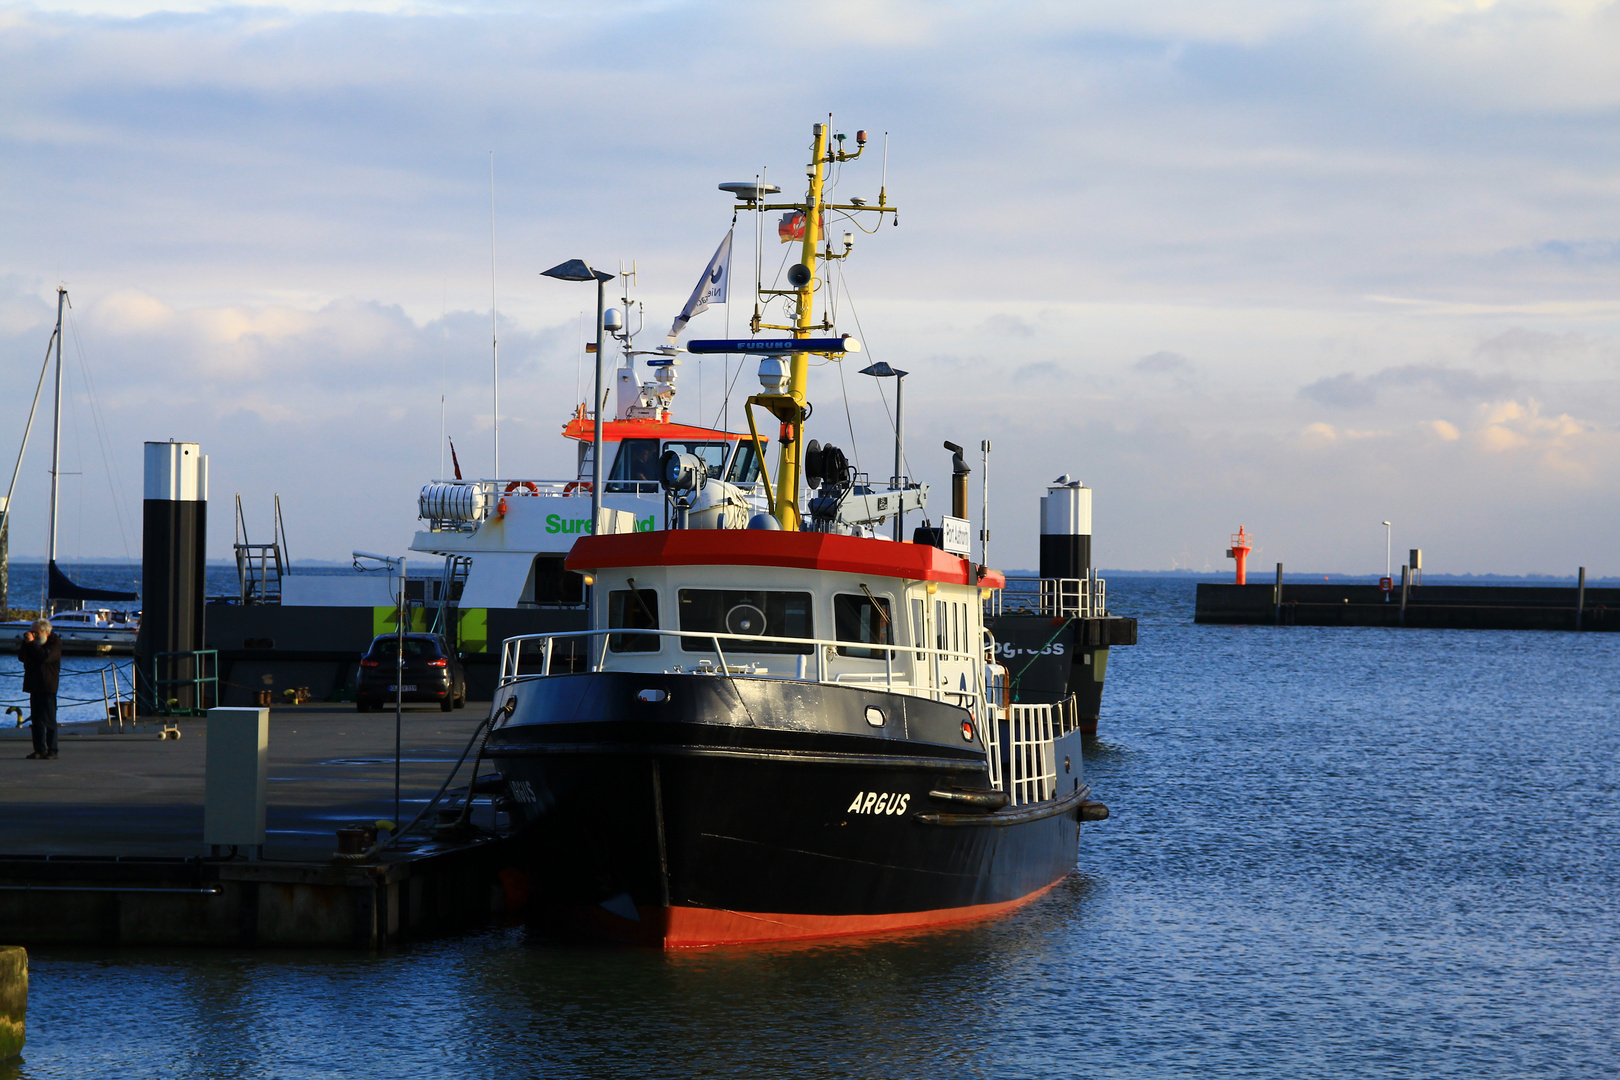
[20,619,61,760]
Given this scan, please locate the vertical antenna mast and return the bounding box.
[44,287,67,615]
[489,151,500,480]
[440,281,447,479]
[980,440,992,568]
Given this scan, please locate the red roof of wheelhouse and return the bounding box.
[566,529,1005,589]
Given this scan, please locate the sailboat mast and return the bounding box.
[44,287,67,615]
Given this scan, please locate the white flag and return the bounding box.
[668,229,732,343]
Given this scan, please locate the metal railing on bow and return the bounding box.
[987,574,1107,619]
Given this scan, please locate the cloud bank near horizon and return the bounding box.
[2,0,1618,574]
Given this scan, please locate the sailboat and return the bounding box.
[479,122,1109,947]
[0,288,139,654]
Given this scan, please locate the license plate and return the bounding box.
[387,684,417,692]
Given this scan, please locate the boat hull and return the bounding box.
[485,672,1092,947]
[0,624,137,655]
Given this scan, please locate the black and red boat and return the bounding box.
[483,122,1108,947]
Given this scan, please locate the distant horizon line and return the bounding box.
[4,557,1613,583]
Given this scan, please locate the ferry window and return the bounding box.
[608,439,661,492]
[529,554,584,606]
[955,603,966,655]
[662,441,728,480]
[835,593,892,659]
[608,588,660,653]
[726,440,762,484]
[678,590,813,653]
[911,597,926,660]
[935,600,947,652]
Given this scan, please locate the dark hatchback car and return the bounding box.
[356,633,467,712]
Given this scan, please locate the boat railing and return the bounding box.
[498,627,982,698]
[987,574,1107,619]
[418,477,768,531]
[1007,698,1068,807]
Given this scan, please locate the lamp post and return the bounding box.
[542,261,616,532]
[1382,520,1392,580]
[859,362,908,541]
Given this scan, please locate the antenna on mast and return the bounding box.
[489,151,500,480]
[879,132,889,207]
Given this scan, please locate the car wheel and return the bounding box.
[356,700,370,713]
[440,697,454,712]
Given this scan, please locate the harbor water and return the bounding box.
[5,575,1618,1078]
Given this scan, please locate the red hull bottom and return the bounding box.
[566,877,1067,948]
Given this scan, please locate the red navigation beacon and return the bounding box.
[1226,527,1253,585]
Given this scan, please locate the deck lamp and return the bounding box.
[859,362,909,541]
[542,260,617,534]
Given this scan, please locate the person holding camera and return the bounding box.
[20,619,62,760]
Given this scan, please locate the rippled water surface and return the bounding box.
[8,576,1618,1079]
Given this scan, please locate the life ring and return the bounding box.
[504,480,540,495]
[563,481,592,495]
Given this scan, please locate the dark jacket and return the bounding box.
[20,632,62,695]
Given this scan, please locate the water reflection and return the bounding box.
[9,577,1620,1079]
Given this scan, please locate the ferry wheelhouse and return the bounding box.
[482,121,1108,947]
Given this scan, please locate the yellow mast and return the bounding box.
[738,120,881,531]
[742,121,886,529]
[773,122,829,530]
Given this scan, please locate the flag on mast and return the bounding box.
[668,229,732,343]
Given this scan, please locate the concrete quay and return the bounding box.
[0,703,516,949]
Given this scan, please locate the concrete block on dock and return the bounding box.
[204,707,269,851]
[0,945,24,1062]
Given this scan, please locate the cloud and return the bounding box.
[1132,350,1192,374]
[1298,421,1390,445]
[4,1,1620,572]
[982,313,1035,338]
[1474,326,1608,368]
[1012,360,1061,382]
[1299,364,1515,408]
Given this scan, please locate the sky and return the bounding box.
[2,0,1618,576]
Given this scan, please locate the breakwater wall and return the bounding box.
[1196,582,1618,630]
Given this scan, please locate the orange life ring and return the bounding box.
[563,481,592,495]
[504,480,540,495]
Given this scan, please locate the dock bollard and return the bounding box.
[0,945,24,1062]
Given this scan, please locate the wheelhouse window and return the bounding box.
[662,441,729,481]
[607,439,661,492]
[678,590,813,653]
[725,440,762,484]
[835,592,893,659]
[608,587,660,652]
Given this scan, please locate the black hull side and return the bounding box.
[485,673,1093,945]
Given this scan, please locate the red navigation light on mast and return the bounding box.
[1226,527,1253,585]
